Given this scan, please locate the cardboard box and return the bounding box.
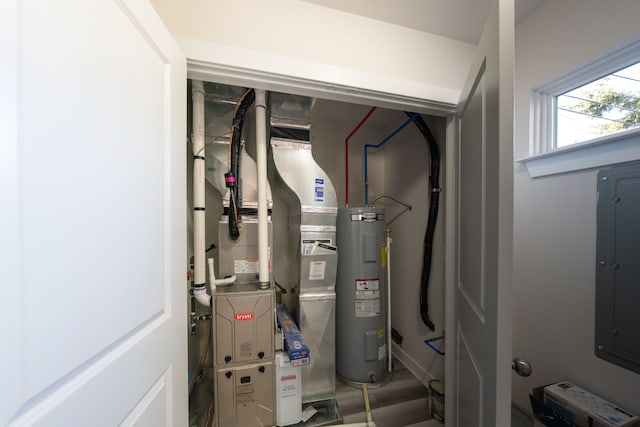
[276,304,310,366]
[543,382,638,427]
[530,385,575,427]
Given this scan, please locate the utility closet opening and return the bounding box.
[185,79,447,427]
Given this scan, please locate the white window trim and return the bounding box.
[518,37,640,177]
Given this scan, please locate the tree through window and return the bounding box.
[556,62,640,148]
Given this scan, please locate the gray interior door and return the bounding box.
[445,0,514,425]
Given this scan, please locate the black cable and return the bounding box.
[228,89,255,240]
[405,111,440,331]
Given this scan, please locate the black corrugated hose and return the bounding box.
[228,89,255,240]
[405,111,440,331]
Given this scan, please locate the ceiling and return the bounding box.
[302,0,548,45]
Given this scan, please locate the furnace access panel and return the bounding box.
[213,284,276,427]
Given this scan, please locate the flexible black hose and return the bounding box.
[228,89,255,240]
[405,111,440,331]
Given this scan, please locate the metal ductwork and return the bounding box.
[268,93,339,405]
[203,84,273,210]
[202,83,273,284]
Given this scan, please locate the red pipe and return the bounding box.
[345,106,376,206]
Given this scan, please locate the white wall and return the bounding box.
[383,113,447,383]
[149,0,475,105]
[513,0,640,414]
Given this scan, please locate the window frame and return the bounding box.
[519,37,640,178]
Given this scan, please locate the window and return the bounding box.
[557,62,640,148]
[519,38,640,178]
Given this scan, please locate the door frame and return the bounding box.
[187,60,457,117]
[184,7,514,419]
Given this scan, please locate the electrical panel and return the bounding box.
[595,161,640,374]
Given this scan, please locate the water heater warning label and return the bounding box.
[356,289,379,300]
[355,299,380,317]
[355,279,381,317]
[355,279,379,290]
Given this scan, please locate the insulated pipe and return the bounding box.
[255,89,269,289]
[227,89,255,241]
[192,80,209,306]
[385,228,392,373]
[404,112,440,332]
[345,107,376,207]
[363,113,419,205]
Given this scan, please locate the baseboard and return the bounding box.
[391,343,436,388]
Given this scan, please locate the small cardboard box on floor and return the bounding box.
[530,381,639,427]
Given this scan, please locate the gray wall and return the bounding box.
[513,0,640,414]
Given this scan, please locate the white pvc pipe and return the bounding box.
[193,287,211,307]
[208,257,237,292]
[192,80,209,306]
[255,89,269,288]
[207,257,216,291]
[386,228,392,373]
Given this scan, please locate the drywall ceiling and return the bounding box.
[301,0,547,44]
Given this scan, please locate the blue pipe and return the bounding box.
[364,113,419,205]
[424,334,445,356]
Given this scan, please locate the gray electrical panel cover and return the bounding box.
[595,162,640,374]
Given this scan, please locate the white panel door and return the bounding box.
[1,1,187,426]
[444,0,514,425]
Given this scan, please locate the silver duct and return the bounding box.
[202,83,273,284]
[203,88,273,210]
[268,93,339,404]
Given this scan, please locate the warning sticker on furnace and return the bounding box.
[308,260,326,281]
[355,299,380,317]
[234,259,260,274]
